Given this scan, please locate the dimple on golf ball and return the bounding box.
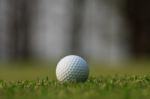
[56,55,89,82]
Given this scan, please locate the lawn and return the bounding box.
[0,61,150,99]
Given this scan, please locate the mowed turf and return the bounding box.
[0,61,150,99]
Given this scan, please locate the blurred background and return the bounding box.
[0,0,150,64]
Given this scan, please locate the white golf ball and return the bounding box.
[56,55,89,82]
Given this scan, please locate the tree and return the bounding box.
[8,0,38,60]
[126,0,150,58]
[69,0,86,55]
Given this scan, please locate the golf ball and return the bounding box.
[56,55,89,82]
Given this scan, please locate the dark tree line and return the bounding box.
[69,0,150,58]
[1,0,150,59]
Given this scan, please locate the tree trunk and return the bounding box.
[69,0,86,55]
[8,0,38,60]
[126,0,150,58]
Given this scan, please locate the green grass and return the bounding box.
[0,61,150,99]
[0,75,150,99]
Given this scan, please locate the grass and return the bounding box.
[0,75,150,99]
[0,61,150,99]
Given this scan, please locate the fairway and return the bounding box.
[0,62,150,99]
